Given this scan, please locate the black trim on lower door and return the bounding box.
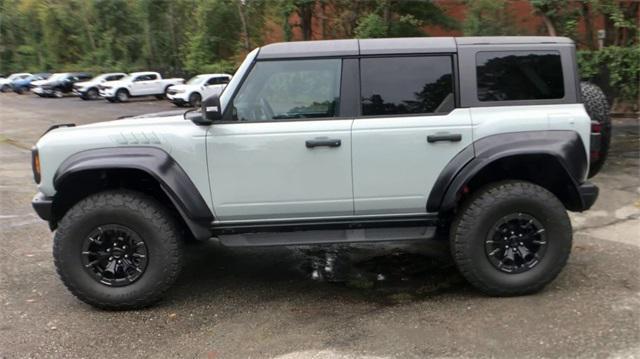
[211,214,439,235]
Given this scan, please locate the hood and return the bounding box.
[168,84,194,92]
[0,78,11,85]
[31,79,48,87]
[74,80,97,88]
[38,113,188,145]
[101,79,127,87]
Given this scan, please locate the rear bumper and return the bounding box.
[577,182,599,211]
[32,192,53,221]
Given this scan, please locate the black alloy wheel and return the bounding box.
[484,213,547,274]
[81,224,149,287]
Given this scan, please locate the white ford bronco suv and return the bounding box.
[31,37,608,309]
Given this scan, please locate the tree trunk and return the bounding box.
[541,14,557,37]
[237,0,250,51]
[80,0,98,59]
[580,2,596,50]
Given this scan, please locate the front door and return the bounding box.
[351,55,473,215]
[206,58,353,221]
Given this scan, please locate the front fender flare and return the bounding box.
[53,147,213,239]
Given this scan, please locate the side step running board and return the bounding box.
[216,226,436,247]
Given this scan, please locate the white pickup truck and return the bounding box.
[98,71,184,102]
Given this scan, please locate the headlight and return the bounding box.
[31,148,41,184]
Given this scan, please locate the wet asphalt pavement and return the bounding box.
[0,92,639,358]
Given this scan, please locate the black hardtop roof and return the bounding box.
[256,36,574,59]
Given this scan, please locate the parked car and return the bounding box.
[72,73,127,100]
[0,73,32,92]
[166,73,231,107]
[98,71,184,102]
[31,37,608,309]
[33,72,92,98]
[12,73,51,94]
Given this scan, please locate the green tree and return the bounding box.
[463,0,522,36]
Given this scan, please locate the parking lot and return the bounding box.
[0,92,638,358]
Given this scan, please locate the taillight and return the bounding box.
[31,147,41,184]
[591,121,602,133]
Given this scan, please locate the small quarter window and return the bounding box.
[476,51,564,101]
[360,56,454,116]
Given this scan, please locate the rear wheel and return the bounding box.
[450,181,572,296]
[156,86,171,100]
[0,84,9,92]
[53,190,183,309]
[581,82,610,178]
[53,89,64,98]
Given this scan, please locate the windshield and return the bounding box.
[90,74,109,82]
[119,75,135,82]
[187,75,208,85]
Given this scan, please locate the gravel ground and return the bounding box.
[0,92,639,358]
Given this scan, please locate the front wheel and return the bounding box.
[189,92,202,107]
[0,84,10,92]
[450,181,572,296]
[86,87,99,100]
[53,89,64,98]
[53,190,183,309]
[116,89,129,102]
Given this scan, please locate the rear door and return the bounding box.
[206,58,354,221]
[351,55,473,215]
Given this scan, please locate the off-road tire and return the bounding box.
[189,92,202,107]
[0,84,10,92]
[450,181,572,296]
[53,89,64,98]
[15,87,25,94]
[580,81,611,178]
[53,190,183,310]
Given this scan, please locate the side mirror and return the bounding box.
[184,109,211,126]
[201,93,222,122]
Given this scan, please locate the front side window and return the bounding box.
[230,59,341,122]
[208,76,230,85]
[476,51,564,101]
[106,75,124,81]
[360,56,454,116]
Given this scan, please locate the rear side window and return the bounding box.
[476,51,564,101]
[360,56,454,116]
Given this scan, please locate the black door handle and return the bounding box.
[427,133,462,143]
[305,138,341,148]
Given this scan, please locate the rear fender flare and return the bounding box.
[427,131,588,213]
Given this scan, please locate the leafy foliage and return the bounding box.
[462,0,522,36]
[577,46,640,103]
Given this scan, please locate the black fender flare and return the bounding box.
[53,147,213,239]
[427,131,589,213]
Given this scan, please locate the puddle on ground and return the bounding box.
[292,243,466,303]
